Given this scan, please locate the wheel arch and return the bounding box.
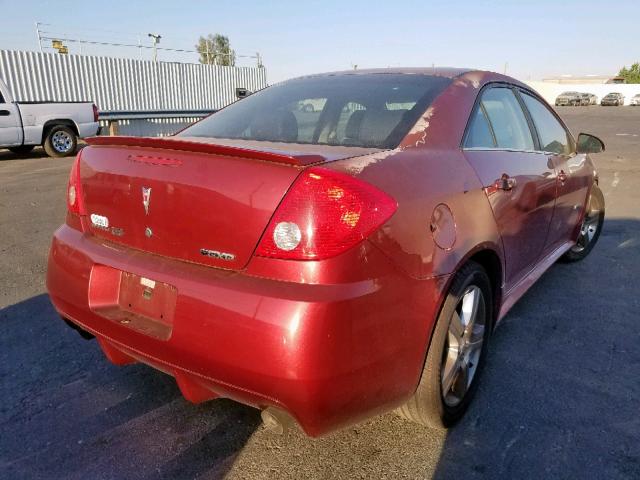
[442,243,504,331]
[466,248,503,329]
[41,119,79,144]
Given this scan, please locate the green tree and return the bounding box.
[618,63,640,83]
[196,34,236,66]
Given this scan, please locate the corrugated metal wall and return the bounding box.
[0,49,268,111]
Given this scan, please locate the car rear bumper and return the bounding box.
[47,224,447,436]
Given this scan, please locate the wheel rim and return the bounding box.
[52,131,73,153]
[571,196,602,253]
[441,285,486,408]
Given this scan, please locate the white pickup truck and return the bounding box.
[0,77,99,157]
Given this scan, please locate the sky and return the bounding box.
[1,0,639,84]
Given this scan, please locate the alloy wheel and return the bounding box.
[441,285,486,407]
[571,197,602,253]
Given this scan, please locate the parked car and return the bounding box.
[555,91,584,106]
[630,94,640,106]
[601,92,625,106]
[0,77,99,157]
[47,68,605,437]
[556,92,591,107]
[582,93,598,105]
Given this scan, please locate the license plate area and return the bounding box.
[88,265,177,340]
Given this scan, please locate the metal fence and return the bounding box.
[0,49,268,112]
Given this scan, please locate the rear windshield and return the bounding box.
[179,74,451,149]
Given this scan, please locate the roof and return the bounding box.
[293,67,475,80]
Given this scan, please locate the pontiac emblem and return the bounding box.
[142,187,151,215]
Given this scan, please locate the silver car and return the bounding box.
[555,91,583,106]
[601,93,625,106]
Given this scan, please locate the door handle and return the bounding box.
[494,173,517,191]
[0,109,11,116]
[558,170,568,183]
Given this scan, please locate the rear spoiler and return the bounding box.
[84,136,325,166]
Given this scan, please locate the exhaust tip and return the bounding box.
[261,407,294,435]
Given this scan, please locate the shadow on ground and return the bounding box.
[0,147,50,161]
[0,295,260,480]
[433,218,640,479]
[1,219,638,479]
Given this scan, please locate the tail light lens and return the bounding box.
[67,151,86,216]
[255,167,397,260]
[92,104,99,122]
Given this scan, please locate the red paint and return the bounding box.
[85,135,327,166]
[47,69,597,436]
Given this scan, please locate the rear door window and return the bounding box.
[465,106,496,148]
[520,92,572,155]
[479,87,534,151]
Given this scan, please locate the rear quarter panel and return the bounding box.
[328,71,506,282]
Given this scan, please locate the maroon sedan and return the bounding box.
[46,68,605,436]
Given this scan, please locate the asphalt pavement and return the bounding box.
[1,106,639,479]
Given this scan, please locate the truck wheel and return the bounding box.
[397,261,493,429]
[8,145,35,155]
[44,125,77,157]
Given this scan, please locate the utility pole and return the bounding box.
[35,22,43,53]
[148,33,161,62]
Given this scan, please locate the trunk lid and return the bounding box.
[79,136,380,270]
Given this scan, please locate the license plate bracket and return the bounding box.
[88,265,177,340]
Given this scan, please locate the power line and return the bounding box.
[34,22,262,65]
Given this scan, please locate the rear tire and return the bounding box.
[398,261,493,429]
[43,125,77,158]
[561,185,605,262]
[8,145,35,155]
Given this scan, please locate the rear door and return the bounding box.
[519,91,590,251]
[0,89,22,146]
[463,86,557,289]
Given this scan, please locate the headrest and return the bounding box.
[250,110,298,142]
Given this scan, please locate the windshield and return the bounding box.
[179,74,452,149]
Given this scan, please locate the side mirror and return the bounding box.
[576,133,605,154]
[235,88,252,99]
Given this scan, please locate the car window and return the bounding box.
[291,98,327,143]
[180,74,452,149]
[465,106,496,148]
[479,87,534,151]
[335,101,366,145]
[521,92,572,155]
[0,91,4,103]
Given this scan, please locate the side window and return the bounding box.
[335,102,366,144]
[480,87,534,151]
[465,106,496,148]
[0,90,4,103]
[520,93,572,155]
[290,98,327,143]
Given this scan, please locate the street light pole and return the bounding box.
[148,33,161,62]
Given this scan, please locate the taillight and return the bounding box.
[92,104,99,122]
[255,167,397,260]
[67,150,85,216]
